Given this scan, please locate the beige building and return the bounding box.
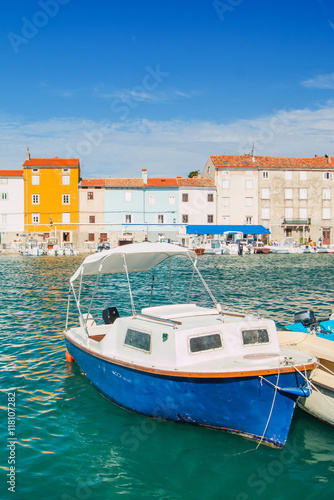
[204,154,334,244]
[78,179,106,250]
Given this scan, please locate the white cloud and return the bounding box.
[301,73,334,89]
[1,101,334,178]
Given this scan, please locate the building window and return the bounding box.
[323,208,331,219]
[32,168,39,173]
[182,214,189,223]
[32,175,40,185]
[285,208,293,219]
[125,214,132,224]
[124,191,132,202]
[32,194,39,204]
[324,172,333,180]
[299,188,307,200]
[300,171,307,180]
[245,180,253,190]
[208,193,214,202]
[87,191,94,200]
[89,215,95,224]
[245,197,253,207]
[182,193,189,202]
[148,194,156,205]
[88,233,95,242]
[222,180,229,189]
[62,175,70,185]
[62,194,70,204]
[222,171,229,176]
[169,195,176,205]
[261,188,270,199]
[62,168,69,173]
[262,208,270,220]
[32,213,40,223]
[62,213,70,224]
[323,189,331,200]
[285,188,293,200]
[262,171,269,179]
[100,233,108,242]
[299,208,308,219]
[245,216,253,224]
[285,171,292,180]
[1,192,8,200]
[222,197,230,207]
[158,214,164,224]
[207,214,214,223]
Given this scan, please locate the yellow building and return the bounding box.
[23,148,80,243]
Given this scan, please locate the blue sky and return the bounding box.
[1,0,334,178]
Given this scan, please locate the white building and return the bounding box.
[177,175,216,225]
[0,170,24,244]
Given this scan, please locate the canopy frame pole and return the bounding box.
[187,264,196,304]
[65,285,71,330]
[169,258,172,301]
[123,254,136,317]
[78,267,83,305]
[70,282,89,337]
[86,263,103,324]
[149,274,155,307]
[189,255,221,310]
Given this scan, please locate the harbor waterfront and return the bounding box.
[1,253,334,499]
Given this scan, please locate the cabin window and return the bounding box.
[124,329,151,352]
[189,333,222,353]
[242,329,269,345]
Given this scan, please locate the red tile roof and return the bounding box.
[0,170,23,177]
[210,154,333,169]
[177,177,215,187]
[83,176,215,188]
[23,157,80,167]
[81,179,106,187]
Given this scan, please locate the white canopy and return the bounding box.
[70,242,196,282]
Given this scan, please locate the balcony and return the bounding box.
[282,218,311,226]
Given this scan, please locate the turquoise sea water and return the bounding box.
[1,253,334,500]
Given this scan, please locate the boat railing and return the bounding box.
[137,313,182,329]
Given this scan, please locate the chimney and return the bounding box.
[326,154,331,164]
[196,170,201,178]
[142,168,148,184]
[26,147,30,161]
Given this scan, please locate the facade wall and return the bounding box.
[23,163,80,244]
[104,186,179,241]
[78,186,105,249]
[0,174,24,235]
[204,159,258,225]
[178,186,216,225]
[259,168,334,243]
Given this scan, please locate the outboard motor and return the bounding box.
[294,310,317,327]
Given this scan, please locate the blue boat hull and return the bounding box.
[65,339,309,448]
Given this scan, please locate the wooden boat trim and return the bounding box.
[64,331,316,379]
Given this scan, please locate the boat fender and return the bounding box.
[65,350,74,363]
[279,386,311,399]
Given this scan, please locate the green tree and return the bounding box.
[188,170,200,178]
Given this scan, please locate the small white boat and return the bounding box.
[46,237,59,256]
[271,237,303,254]
[64,242,316,448]
[61,242,79,256]
[22,239,45,256]
[278,324,334,426]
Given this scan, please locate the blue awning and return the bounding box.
[186,225,270,235]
